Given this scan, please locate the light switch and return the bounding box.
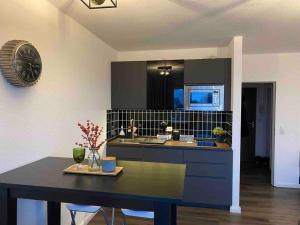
[279,127,285,135]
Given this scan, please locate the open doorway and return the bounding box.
[241,82,275,185]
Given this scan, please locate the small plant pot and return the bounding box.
[216,135,225,143]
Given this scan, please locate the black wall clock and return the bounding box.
[0,40,42,87]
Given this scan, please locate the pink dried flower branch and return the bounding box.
[76,120,105,150]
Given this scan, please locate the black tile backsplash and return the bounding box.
[107,110,232,143]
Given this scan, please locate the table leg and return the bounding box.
[171,204,177,225]
[0,188,17,225]
[154,202,177,225]
[47,201,61,225]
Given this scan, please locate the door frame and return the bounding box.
[242,82,276,186]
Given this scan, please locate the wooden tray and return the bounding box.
[64,164,123,176]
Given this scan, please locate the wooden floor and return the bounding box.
[89,163,300,225]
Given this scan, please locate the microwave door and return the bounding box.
[184,85,224,111]
[188,91,215,110]
[190,91,215,107]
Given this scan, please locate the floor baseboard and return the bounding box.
[230,205,242,214]
[274,182,300,189]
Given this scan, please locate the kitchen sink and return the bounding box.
[197,141,217,147]
[119,137,166,145]
[136,137,166,144]
[119,139,140,144]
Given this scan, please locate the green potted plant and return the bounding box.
[212,127,225,143]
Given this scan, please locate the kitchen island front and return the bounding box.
[107,138,233,209]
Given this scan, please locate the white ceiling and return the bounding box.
[48,0,300,53]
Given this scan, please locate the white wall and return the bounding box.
[117,47,229,61]
[243,53,300,188]
[0,0,117,224]
[228,37,243,213]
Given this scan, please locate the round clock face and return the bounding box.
[0,40,42,87]
[14,43,42,84]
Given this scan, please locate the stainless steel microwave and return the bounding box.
[184,85,224,111]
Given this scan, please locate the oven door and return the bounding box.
[184,85,224,111]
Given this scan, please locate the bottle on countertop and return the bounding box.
[157,122,172,141]
[119,125,125,137]
[172,130,180,141]
[160,121,168,134]
[127,124,132,138]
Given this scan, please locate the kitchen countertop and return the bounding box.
[108,137,232,151]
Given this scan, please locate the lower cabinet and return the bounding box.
[143,147,183,164]
[184,177,232,206]
[183,150,232,207]
[185,163,228,177]
[107,145,232,208]
[107,146,142,161]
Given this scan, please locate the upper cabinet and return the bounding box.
[184,58,231,111]
[147,60,184,110]
[184,58,230,85]
[111,61,147,109]
[111,58,231,110]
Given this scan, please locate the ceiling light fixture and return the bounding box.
[80,0,117,9]
[158,65,172,76]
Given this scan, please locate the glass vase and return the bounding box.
[88,148,100,172]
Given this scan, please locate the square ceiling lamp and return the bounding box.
[81,0,117,9]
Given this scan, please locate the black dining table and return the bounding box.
[0,157,186,225]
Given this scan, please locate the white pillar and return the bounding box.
[228,36,243,213]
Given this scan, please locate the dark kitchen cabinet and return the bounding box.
[184,176,232,206]
[107,145,183,164]
[183,150,232,206]
[184,58,229,84]
[224,59,232,111]
[147,60,184,110]
[107,144,232,208]
[111,59,231,110]
[142,147,183,164]
[111,61,147,109]
[107,146,142,161]
[184,58,231,110]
